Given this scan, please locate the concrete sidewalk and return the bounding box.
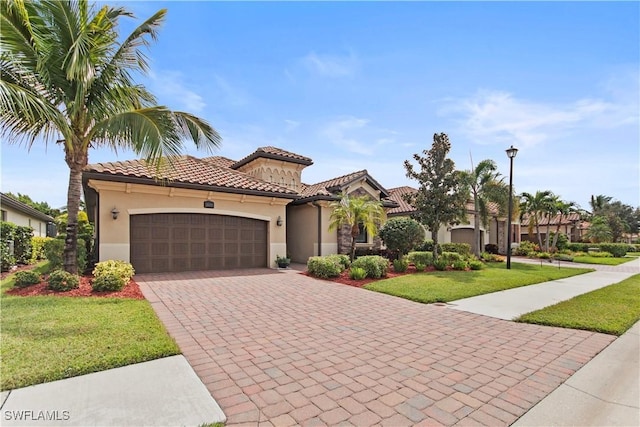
[449,257,639,320]
[0,355,225,426]
[513,321,640,426]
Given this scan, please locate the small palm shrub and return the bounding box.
[433,258,448,271]
[349,267,367,280]
[351,255,388,279]
[47,270,80,291]
[393,258,408,273]
[307,256,343,278]
[452,260,468,270]
[414,262,426,272]
[14,270,41,288]
[469,260,483,270]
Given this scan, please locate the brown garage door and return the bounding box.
[130,213,267,273]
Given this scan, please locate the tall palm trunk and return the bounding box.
[534,215,544,249]
[545,219,552,252]
[350,224,359,262]
[63,148,88,274]
[552,215,564,248]
[473,201,481,257]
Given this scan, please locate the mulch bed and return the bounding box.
[4,266,144,299]
[304,265,439,288]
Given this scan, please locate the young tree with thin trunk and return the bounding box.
[519,191,553,250]
[1,1,221,274]
[403,133,467,260]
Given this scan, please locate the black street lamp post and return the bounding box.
[506,145,518,269]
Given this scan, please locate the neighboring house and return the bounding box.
[83,146,399,272]
[520,212,586,244]
[386,186,517,254]
[0,192,55,237]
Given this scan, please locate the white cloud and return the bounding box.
[284,119,300,132]
[149,70,206,113]
[321,117,373,155]
[302,51,358,77]
[213,74,249,107]
[440,87,637,148]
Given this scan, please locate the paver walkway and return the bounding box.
[137,271,615,426]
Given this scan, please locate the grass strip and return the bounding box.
[1,262,180,390]
[365,262,592,304]
[516,274,640,335]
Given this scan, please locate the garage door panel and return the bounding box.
[130,213,268,273]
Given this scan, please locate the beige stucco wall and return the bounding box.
[286,202,337,263]
[236,158,307,192]
[2,207,50,237]
[88,180,291,267]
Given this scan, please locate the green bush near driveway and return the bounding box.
[1,262,180,390]
[365,262,593,304]
[516,274,640,335]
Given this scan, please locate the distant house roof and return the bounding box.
[387,187,502,217]
[295,170,394,205]
[520,212,582,226]
[0,193,54,222]
[84,155,300,198]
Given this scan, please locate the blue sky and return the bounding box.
[1,1,638,211]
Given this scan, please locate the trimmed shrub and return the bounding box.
[351,255,388,279]
[30,236,51,263]
[393,258,409,273]
[414,240,435,253]
[469,260,483,270]
[440,251,463,265]
[414,262,426,272]
[452,260,468,270]
[379,217,425,258]
[307,256,342,279]
[47,269,79,291]
[43,237,87,271]
[349,267,367,280]
[484,243,499,254]
[514,241,537,256]
[481,252,504,262]
[441,243,471,257]
[407,251,433,267]
[92,272,126,292]
[13,225,33,264]
[553,254,574,262]
[93,260,135,283]
[589,251,613,258]
[536,252,552,259]
[599,244,627,258]
[14,270,41,288]
[1,221,17,271]
[327,254,350,271]
[567,242,590,253]
[433,258,448,271]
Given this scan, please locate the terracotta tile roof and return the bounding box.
[521,212,582,226]
[387,186,418,215]
[202,156,236,168]
[299,170,370,198]
[387,187,502,217]
[232,146,313,169]
[84,156,299,197]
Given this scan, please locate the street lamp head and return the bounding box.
[506,145,518,159]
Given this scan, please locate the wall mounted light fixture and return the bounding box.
[111,207,120,220]
[203,200,215,209]
[276,216,283,226]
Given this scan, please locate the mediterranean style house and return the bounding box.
[0,192,55,237]
[83,146,512,273]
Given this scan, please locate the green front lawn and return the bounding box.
[572,256,636,266]
[517,274,640,335]
[1,262,180,391]
[365,262,593,304]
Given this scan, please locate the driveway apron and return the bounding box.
[137,270,614,426]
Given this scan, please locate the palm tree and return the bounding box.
[590,194,612,215]
[460,159,509,257]
[328,194,386,262]
[1,1,220,274]
[519,191,553,250]
[551,198,577,249]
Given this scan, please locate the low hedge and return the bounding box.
[307,256,344,279]
[440,243,471,257]
[407,251,433,267]
[351,255,388,279]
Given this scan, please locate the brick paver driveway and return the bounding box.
[137,270,614,426]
